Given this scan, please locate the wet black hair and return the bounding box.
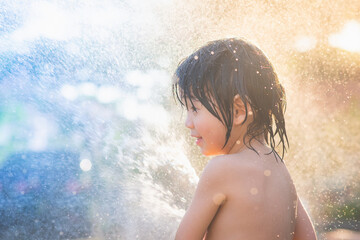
[172,38,289,161]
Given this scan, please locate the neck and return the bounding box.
[227,134,267,155]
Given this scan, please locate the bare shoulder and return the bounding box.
[198,155,229,186]
[206,151,269,179]
[207,149,295,200]
[201,154,255,182]
[201,151,298,239]
[203,152,269,195]
[203,155,233,175]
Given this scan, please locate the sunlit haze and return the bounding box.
[0,0,359,239]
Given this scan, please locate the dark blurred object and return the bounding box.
[0,151,92,240]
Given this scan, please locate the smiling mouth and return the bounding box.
[195,137,202,145]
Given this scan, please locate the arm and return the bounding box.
[293,197,317,240]
[175,158,226,240]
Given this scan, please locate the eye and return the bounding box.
[190,106,198,113]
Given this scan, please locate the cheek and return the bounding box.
[204,122,227,143]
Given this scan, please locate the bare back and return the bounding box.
[205,146,297,240]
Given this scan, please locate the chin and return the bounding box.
[201,150,222,157]
[200,150,212,156]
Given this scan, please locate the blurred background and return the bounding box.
[0,0,359,239]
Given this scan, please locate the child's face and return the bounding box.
[184,98,228,156]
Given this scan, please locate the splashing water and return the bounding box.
[0,0,359,239]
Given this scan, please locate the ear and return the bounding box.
[233,94,253,125]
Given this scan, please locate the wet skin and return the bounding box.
[175,97,316,240]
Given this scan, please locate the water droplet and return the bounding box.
[210,51,214,55]
[194,55,198,60]
[213,193,226,205]
[235,68,238,71]
[250,188,258,195]
[264,170,271,176]
[233,50,236,53]
[235,58,238,61]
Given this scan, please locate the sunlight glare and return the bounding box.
[294,36,317,52]
[329,20,360,53]
[11,1,78,41]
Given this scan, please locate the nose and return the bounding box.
[185,112,194,129]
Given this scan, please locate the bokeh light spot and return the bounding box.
[250,187,258,195]
[264,170,271,176]
[212,193,226,205]
[80,158,92,172]
[60,84,78,101]
[96,86,120,103]
[79,82,97,96]
[294,36,317,52]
